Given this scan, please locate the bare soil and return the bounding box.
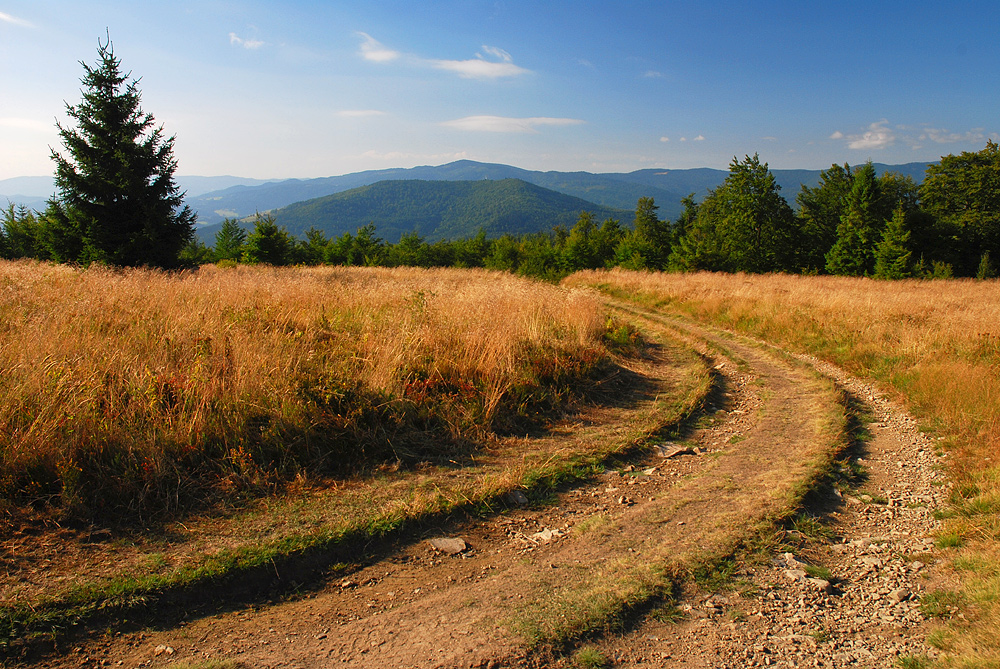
[10,306,946,669]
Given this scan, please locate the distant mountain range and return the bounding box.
[4,160,934,244]
[0,175,276,211]
[186,159,932,227]
[198,178,631,244]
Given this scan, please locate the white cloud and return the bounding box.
[660,136,669,143]
[229,33,265,50]
[919,127,986,144]
[829,131,844,140]
[478,45,513,62]
[0,11,32,27]
[441,115,584,133]
[693,135,705,141]
[431,57,529,79]
[643,70,664,78]
[357,33,528,79]
[337,110,387,118]
[0,118,50,132]
[679,137,687,142]
[845,120,895,150]
[356,32,399,63]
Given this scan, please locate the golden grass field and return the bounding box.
[566,269,1000,667]
[0,261,609,522]
[4,259,998,665]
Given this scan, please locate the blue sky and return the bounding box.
[2,1,999,180]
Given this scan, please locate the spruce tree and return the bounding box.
[46,36,194,267]
[213,219,248,262]
[825,162,880,276]
[873,207,913,279]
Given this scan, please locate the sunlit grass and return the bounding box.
[566,268,1000,667]
[0,260,610,522]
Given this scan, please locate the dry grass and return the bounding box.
[566,268,1000,667]
[0,260,609,523]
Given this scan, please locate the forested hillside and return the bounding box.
[264,178,629,243]
[182,159,932,226]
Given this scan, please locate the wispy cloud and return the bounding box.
[693,135,705,141]
[660,136,670,142]
[844,120,895,150]
[356,32,399,63]
[834,120,997,151]
[0,11,32,27]
[357,34,529,80]
[229,33,265,50]
[479,45,513,62]
[441,115,584,133]
[643,70,664,79]
[919,126,987,144]
[337,110,387,118]
[431,57,530,79]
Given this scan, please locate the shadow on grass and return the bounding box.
[1,344,710,663]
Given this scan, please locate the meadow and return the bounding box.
[0,260,611,523]
[566,269,1000,666]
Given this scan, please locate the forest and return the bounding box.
[4,142,999,281]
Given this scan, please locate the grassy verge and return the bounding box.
[566,269,1000,667]
[0,265,714,654]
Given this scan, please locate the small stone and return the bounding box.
[530,528,563,543]
[658,444,695,458]
[428,537,467,555]
[806,578,834,594]
[506,490,529,506]
[153,646,174,657]
[890,589,911,603]
[784,569,807,582]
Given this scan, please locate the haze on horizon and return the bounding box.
[1,0,998,182]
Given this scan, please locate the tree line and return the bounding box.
[163,145,1000,280]
[2,38,998,280]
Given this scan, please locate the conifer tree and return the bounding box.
[826,162,880,276]
[46,35,194,267]
[873,207,913,279]
[213,219,248,262]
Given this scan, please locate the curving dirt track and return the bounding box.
[23,303,944,669]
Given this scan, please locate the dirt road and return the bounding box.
[26,307,945,669]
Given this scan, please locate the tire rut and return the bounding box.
[34,310,846,669]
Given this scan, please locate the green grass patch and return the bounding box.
[936,531,964,549]
[920,590,963,619]
[573,646,610,669]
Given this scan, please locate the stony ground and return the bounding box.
[12,312,950,669]
[585,350,951,669]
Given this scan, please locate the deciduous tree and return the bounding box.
[920,140,1000,275]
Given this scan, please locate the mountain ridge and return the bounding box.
[186,159,933,226]
[197,178,631,244]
